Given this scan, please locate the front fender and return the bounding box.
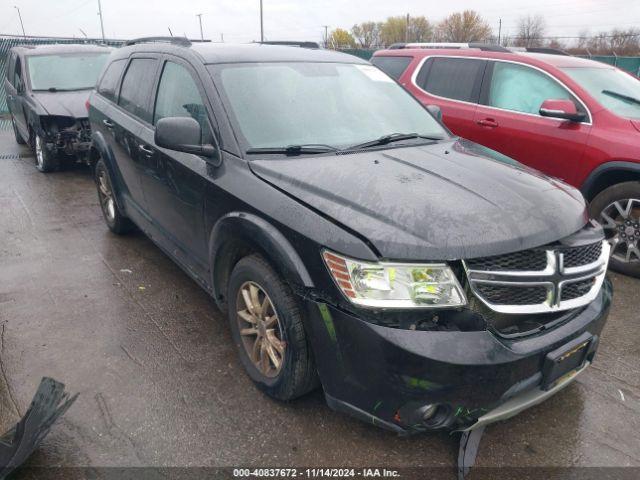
[581,160,640,200]
[209,212,314,305]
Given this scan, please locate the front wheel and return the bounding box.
[32,133,59,172]
[589,181,640,278]
[227,254,318,400]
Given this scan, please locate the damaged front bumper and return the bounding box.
[301,277,612,434]
[41,116,92,157]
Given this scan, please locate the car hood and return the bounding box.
[250,139,588,261]
[31,90,90,118]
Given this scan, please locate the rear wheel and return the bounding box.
[95,159,134,235]
[227,254,318,400]
[32,132,59,172]
[590,181,640,278]
[12,116,26,145]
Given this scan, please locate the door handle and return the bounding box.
[138,144,154,156]
[103,119,114,128]
[477,118,499,128]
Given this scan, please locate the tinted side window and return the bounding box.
[97,59,126,102]
[487,62,574,115]
[371,56,412,80]
[118,58,157,122]
[417,57,485,103]
[153,61,212,142]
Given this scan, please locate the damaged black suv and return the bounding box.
[88,37,612,434]
[4,44,111,172]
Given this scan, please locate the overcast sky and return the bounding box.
[1,0,639,44]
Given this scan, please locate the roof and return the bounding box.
[374,47,610,69]
[12,43,113,56]
[114,41,368,65]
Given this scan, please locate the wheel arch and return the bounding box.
[209,212,314,311]
[581,161,640,201]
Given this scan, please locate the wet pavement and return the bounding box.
[0,124,639,477]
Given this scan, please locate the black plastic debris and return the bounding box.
[457,425,486,480]
[0,377,78,479]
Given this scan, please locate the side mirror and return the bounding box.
[426,104,443,122]
[539,99,586,122]
[155,116,217,158]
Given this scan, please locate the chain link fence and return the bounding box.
[0,34,124,114]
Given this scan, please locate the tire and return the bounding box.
[94,159,134,235]
[12,117,26,145]
[589,181,640,278]
[31,131,59,172]
[227,254,318,400]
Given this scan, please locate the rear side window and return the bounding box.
[486,62,574,115]
[371,56,412,80]
[118,58,157,122]
[98,59,126,102]
[416,57,485,103]
[153,61,213,143]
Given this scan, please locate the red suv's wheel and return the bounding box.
[590,181,640,278]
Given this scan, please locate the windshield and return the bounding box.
[562,66,640,119]
[27,53,110,91]
[209,62,447,151]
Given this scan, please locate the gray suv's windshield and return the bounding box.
[562,66,640,119]
[27,53,110,91]
[209,62,447,151]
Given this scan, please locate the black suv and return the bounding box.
[4,44,111,171]
[88,37,612,434]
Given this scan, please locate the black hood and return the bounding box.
[250,139,588,261]
[31,90,90,118]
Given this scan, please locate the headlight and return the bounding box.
[322,251,467,309]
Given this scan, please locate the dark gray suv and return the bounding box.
[88,37,612,434]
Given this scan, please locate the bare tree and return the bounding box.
[327,28,356,49]
[351,22,382,48]
[435,10,492,43]
[587,28,640,55]
[515,15,546,47]
[379,15,433,46]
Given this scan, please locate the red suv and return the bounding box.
[372,44,640,277]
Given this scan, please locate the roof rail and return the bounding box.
[398,42,511,52]
[259,40,320,49]
[524,47,570,56]
[124,36,191,47]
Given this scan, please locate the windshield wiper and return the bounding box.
[246,144,338,156]
[32,87,91,92]
[602,89,640,106]
[345,132,444,151]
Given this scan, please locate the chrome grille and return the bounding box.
[464,240,609,314]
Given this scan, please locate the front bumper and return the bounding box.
[300,277,612,433]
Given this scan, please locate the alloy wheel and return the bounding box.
[236,281,286,378]
[97,168,116,222]
[35,135,44,169]
[600,198,640,264]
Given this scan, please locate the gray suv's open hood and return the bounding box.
[31,90,90,118]
[250,139,588,261]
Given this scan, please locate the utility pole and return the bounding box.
[196,14,204,41]
[260,0,264,42]
[498,18,502,45]
[405,13,410,43]
[14,6,26,37]
[168,27,173,36]
[97,0,105,42]
[322,25,329,48]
